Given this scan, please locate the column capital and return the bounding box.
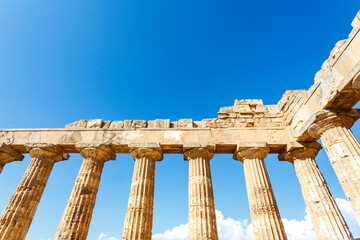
[279,142,322,163]
[183,144,215,161]
[233,142,269,162]
[131,148,163,162]
[307,110,360,139]
[0,143,24,165]
[26,143,69,162]
[76,143,116,161]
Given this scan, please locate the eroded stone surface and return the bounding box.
[0,145,68,240]
[122,148,163,240]
[184,146,218,240]
[55,144,115,240]
[64,99,285,130]
[234,144,287,240]
[280,142,353,240]
[318,123,360,224]
[0,143,24,173]
[279,12,360,140]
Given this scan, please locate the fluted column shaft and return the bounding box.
[184,147,218,240]
[55,144,116,240]
[122,148,163,240]
[0,144,69,240]
[234,144,287,240]
[308,111,360,223]
[280,142,352,240]
[320,126,360,223]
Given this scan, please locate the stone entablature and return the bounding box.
[277,90,308,125]
[277,10,360,141]
[65,99,285,130]
[217,99,284,128]
[0,127,290,154]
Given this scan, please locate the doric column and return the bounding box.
[0,143,69,240]
[122,147,163,240]
[308,110,360,223]
[184,145,218,240]
[55,143,116,240]
[279,142,353,240]
[234,143,287,240]
[0,143,24,174]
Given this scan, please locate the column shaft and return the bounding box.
[321,126,360,223]
[0,145,68,240]
[293,157,352,239]
[122,148,162,240]
[186,148,218,240]
[55,144,115,240]
[243,157,287,240]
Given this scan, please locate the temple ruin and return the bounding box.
[0,10,360,240]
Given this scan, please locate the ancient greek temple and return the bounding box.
[0,11,360,240]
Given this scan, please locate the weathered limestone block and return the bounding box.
[123,120,133,128]
[219,106,233,113]
[351,10,360,28]
[148,119,170,128]
[324,18,360,78]
[234,143,287,240]
[349,11,360,39]
[217,99,285,128]
[0,144,69,240]
[216,119,234,128]
[193,121,202,128]
[322,40,348,70]
[217,113,228,119]
[55,143,116,240]
[102,120,112,129]
[308,111,360,224]
[201,119,215,128]
[0,143,24,174]
[234,119,247,128]
[65,119,89,129]
[184,145,218,240]
[177,119,194,128]
[132,120,147,128]
[280,142,353,240]
[109,120,124,129]
[122,147,163,240]
[66,119,115,129]
[87,119,104,128]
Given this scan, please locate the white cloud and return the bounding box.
[282,208,317,240]
[97,232,119,240]
[152,198,360,240]
[335,198,360,236]
[93,199,359,240]
[216,210,253,240]
[152,223,188,240]
[152,210,253,240]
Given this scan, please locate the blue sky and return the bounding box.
[0,1,360,239]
